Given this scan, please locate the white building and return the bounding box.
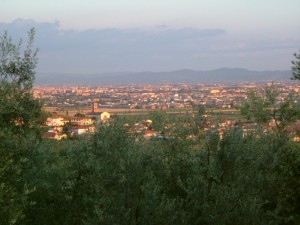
[70,117,94,125]
[100,112,111,121]
[46,116,69,127]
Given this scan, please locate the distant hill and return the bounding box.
[35,68,292,85]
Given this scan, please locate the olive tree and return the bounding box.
[0,28,43,224]
[291,50,300,80]
[241,84,299,132]
[0,28,42,133]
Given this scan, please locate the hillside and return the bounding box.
[35,68,292,85]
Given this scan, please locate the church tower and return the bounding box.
[92,100,98,113]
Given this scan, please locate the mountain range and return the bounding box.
[35,68,292,85]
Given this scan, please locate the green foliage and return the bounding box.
[241,84,299,131]
[1,112,299,225]
[0,28,43,135]
[52,120,300,225]
[21,140,72,225]
[291,50,300,80]
[193,105,208,136]
[0,29,44,225]
[74,112,85,118]
[0,132,37,225]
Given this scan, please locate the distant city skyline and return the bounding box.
[1,0,300,73]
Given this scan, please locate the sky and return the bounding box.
[1,0,300,73]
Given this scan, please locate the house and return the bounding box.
[42,131,67,140]
[85,112,100,119]
[144,130,158,140]
[46,116,69,127]
[71,125,95,135]
[100,112,111,121]
[293,136,300,142]
[70,117,94,125]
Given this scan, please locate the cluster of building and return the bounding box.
[43,110,300,142]
[37,82,300,141]
[43,102,111,140]
[33,82,300,111]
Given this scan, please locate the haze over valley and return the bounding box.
[36,68,292,85]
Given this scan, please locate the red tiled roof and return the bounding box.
[42,132,57,138]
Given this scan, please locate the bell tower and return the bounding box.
[91,89,99,114]
[92,100,98,113]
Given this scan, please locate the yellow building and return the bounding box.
[100,112,111,121]
[210,89,220,94]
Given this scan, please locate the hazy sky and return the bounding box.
[1,0,300,73]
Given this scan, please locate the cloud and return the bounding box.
[0,19,298,72]
[0,19,227,71]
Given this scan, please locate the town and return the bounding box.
[34,82,299,112]
[35,82,300,141]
